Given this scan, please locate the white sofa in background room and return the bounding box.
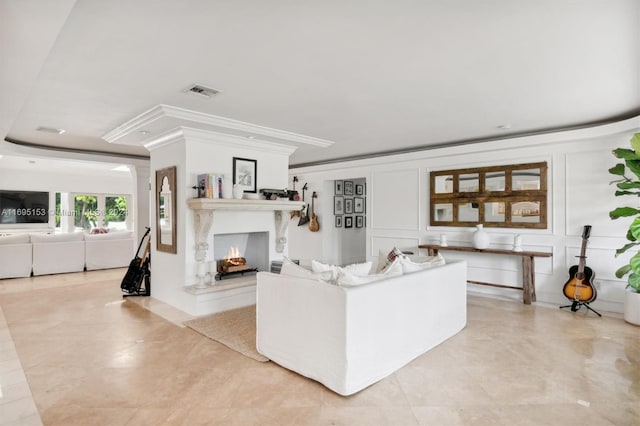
[31,232,86,276]
[84,231,135,270]
[0,234,33,279]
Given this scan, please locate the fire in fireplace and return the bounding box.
[216,246,258,280]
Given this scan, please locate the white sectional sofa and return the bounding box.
[0,234,33,279]
[256,258,467,396]
[0,231,135,278]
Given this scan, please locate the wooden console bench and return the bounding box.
[417,244,552,304]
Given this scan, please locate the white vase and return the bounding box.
[233,184,244,199]
[472,224,490,249]
[624,289,640,326]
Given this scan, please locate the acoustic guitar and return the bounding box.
[562,225,596,303]
[309,191,319,232]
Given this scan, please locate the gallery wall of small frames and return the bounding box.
[333,180,366,229]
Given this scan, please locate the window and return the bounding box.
[54,193,131,231]
[430,162,547,229]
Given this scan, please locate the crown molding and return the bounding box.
[103,104,334,150]
[144,126,299,155]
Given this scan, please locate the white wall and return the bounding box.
[289,117,640,314]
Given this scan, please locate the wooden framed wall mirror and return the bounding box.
[430,161,548,229]
[156,166,177,253]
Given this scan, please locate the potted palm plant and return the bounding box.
[609,132,640,325]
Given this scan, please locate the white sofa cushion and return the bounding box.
[336,258,402,287]
[30,232,84,243]
[311,260,373,282]
[0,234,30,244]
[399,253,446,273]
[32,240,85,275]
[280,257,332,282]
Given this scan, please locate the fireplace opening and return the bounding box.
[216,246,259,280]
[213,232,269,281]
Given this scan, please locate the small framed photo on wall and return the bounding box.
[335,180,344,195]
[355,184,364,196]
[356,215,364,228]
[345,216,353,228]
[345,198,353,214]
[335,216,343,227]
[334,196,344,215]
[344,181,354,196]
[354,197,364,213]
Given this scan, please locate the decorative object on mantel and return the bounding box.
[512,234,523,252]
[196,173,224,199]
[233,184,244,199]
[233,157,257,193]
[472,224,490,249]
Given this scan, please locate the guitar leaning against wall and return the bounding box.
[560,225,601,316]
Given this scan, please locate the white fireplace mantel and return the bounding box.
[187,198,304,212]
[187,197,304,287]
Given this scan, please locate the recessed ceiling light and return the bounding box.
[497,124,512,130]
[183,83,221,98]
[139,130,150,135]
[247,135,255,140]
[37,126,66,134]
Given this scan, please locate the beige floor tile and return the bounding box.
[0,270,638,425]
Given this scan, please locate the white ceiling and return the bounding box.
[1,0,639,168]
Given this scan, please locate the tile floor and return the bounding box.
[0,269,638,425]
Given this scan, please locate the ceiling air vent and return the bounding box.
[37,126,66,134]
[183,84,221,98]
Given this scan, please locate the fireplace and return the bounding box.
[216,246,259,280]
[213,232,269,281]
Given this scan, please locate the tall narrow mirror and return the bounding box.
[156,166,177,253]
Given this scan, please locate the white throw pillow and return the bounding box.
[400,253,446,273]
[337,258,403,287]
[311,260,373,282]
[376,247,407,273]
[281,257,333,282]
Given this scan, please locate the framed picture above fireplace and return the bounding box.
[233,157,257,193]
